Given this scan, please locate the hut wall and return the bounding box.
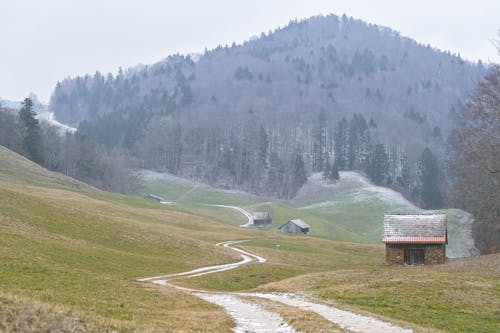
[386,244,446,265]
[424,245,446,264]
[386,244,404,264]
[280,222,302,234]
[253,218,272,226]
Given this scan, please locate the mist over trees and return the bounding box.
[0,100,136,194]
[48,14,486,200]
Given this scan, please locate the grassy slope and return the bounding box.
[141,171,477,257]
[256,253,500,333]
[1,147,496,332]
[0,147,263,332]
[0,145,93,191]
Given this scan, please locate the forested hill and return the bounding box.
[49,14,486,203]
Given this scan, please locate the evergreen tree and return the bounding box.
[18,98,42,163]
[268,152,285,197]
[419,147,444,208]
[368,144,388,184]
[322,160,331,180]
[397,152,411,189]
[292,153,307,189]
[258,126,268,167]
[334,117,348,169]
[312,109,327,172]
[347,116,359,169]
[323,160,340,181]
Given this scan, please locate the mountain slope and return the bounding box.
[0,146,495,333]
[0,146,247,331]
[0,145,92,189]
[49,14,486,200]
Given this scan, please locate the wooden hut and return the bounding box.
[252,211,272,226]
[279,219,311,234]
[144,194,166,203]
[382,214,447,265]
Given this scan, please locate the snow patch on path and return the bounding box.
[140,239,414,332]
[245,293,412,333]
[138,241,264,282]
[195,293,298,333]
[208,205,255,227]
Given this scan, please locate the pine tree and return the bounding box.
[323,161,340,181]
[368,144,388,185]
[292,153,307,190]
[18,98,42,164]
[420,147,444,208]
[258,126,268,167]
[312,109,327,172]
[334,117,348,169]
[397,152,411,189]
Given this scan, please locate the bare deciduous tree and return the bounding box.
[451,65,500,253]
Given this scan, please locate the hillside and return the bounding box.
[0,145,92,190]
[0,146,246,331]
[48,14,486,200]
[140,170,478,258]
[0,146,497,333]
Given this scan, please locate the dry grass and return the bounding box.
[0,181,259,332]
[256,255,500,333]
[0,288,234,333]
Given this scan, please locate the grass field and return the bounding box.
[0,146,497,332]
[140,170,478,258]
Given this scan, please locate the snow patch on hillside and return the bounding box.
[297,171,416,209]
[444,209,480,258]
[37,111,76,133]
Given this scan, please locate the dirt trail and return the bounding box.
[139,239,413,333]
[244,293,412,333]
[207,204,254,227]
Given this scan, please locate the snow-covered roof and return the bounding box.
[253,211,270,219]
[382,214,446,243]
[286,219,311,229]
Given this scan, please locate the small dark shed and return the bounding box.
[252,211,272,226]
[382,214,447,265]
[279,219,311,234]
[144,194,166,202]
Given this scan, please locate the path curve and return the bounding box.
[139,240,412,333]
[206,204,254,227]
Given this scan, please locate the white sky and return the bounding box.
[1,0,499,102]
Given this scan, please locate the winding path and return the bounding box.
[206,204,254,227]
[139,239,413,333]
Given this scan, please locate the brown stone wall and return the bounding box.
[424,245,446,264]
[386,244,404,264]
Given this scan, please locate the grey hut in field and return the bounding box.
[382,214,447,265]
[279,219,311,234]
[252,211,272,226]
[144,194,166,203]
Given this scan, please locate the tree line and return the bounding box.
[0,98,136,193]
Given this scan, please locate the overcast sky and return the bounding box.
[1,0,499,102]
